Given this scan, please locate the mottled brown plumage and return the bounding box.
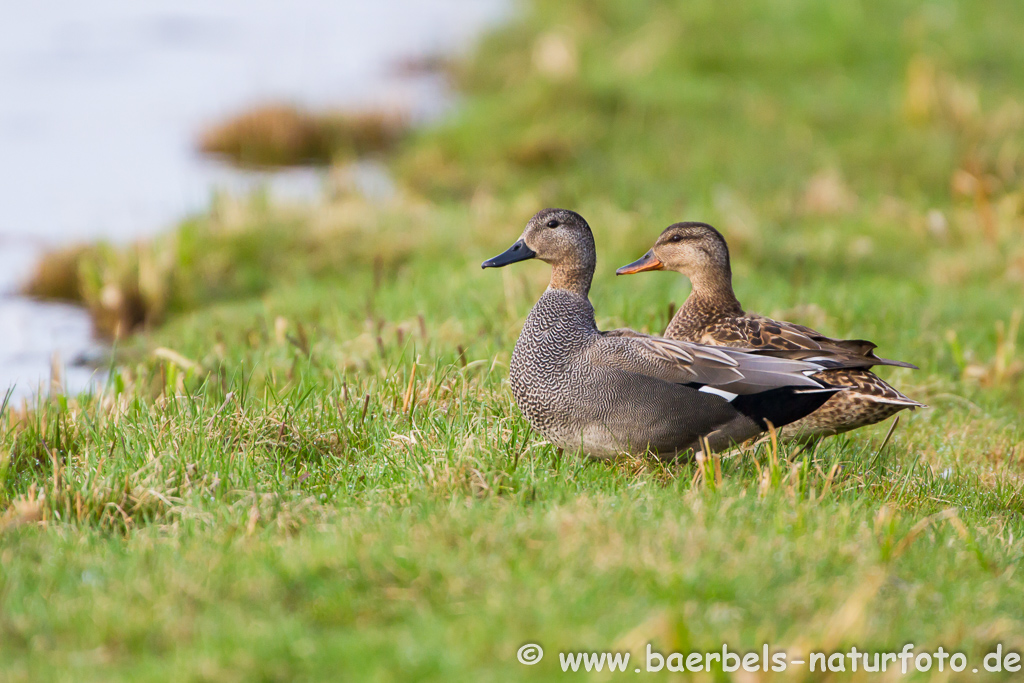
[617,222,925,439]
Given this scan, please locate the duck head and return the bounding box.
[482,208,596,295]
[616,221,731,282]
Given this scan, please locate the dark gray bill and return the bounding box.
[481,239,536,268]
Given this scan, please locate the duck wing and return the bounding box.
[706,315,918,369]
[590,330,837,394]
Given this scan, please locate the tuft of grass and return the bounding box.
[20,193,429,337]
[198,103,408,168]
[22,245,91,303]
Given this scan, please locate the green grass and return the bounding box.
[4,0,1024,680]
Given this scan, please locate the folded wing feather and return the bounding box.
[590,330,829,394]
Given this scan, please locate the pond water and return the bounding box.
[0,0,507,399]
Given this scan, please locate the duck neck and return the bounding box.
[666,267,743,339]
[547,239,596,297]
[688,266,741,310]
[548,263,593,297]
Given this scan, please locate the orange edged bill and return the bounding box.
[616,250,664,275]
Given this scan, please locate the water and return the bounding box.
[0,0,507,399]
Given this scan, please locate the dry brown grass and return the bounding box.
[21,245,90,302]
[21,241,173,338]
[198,103,408,168]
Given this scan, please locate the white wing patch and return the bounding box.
[698,386,739,402]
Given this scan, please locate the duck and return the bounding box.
[481,208,875,459]
[616,221,924,440]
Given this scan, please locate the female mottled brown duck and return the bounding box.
[617,221,924,440]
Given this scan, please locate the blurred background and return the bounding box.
[1,0,505,398]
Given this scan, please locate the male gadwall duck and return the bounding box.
[617,221,924,440]
[482,209,871,459]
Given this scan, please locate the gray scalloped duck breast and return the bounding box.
[481,209,867,459]
[617,221,925,440]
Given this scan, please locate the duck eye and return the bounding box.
[546,219,559,228]
[670,234,684,242]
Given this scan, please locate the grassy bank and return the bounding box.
[4,0,1024,680]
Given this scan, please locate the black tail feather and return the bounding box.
[730,386,843,431]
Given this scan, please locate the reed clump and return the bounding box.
[22,245,91,303]
[198,103,408,168]
[19,194,427,338]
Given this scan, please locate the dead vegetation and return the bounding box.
[20,193,429,338]
[198,103,408,168]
